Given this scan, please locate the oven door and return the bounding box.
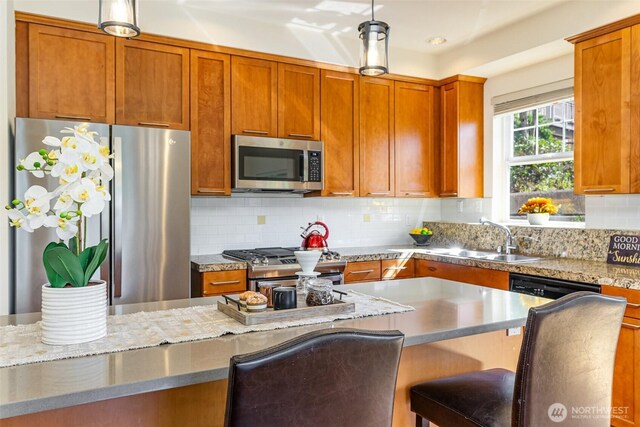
[250,273,343,291]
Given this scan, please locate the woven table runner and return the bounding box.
[0,290,413,368]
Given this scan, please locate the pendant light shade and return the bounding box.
[358,0,389,76]
[98,0,140,38]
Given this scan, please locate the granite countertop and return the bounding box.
[0,279,545,419]
[191,245,640,289]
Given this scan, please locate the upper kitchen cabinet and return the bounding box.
[25,24,115,123]
[115,39,189,130]
[360,77,395,197]
[572,28,632,194]
[439,78,485,198]
[278,64,320,140]
[321,70,359,197]
[231,56,278,137]
[394,82,435,197]
[190,50,231,196]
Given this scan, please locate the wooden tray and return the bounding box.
[217,295,355,326]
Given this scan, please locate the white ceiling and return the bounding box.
[179,0,567,54]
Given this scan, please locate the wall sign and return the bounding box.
[607,234,640,266]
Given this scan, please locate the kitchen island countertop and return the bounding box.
[0,278,545,419]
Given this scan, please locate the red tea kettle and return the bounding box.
[300,221,330,252]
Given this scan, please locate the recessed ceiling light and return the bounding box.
[427,36,447,46]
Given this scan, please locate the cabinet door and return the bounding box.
[415,260,509,290]
[231,56,277,137]
[321,70,360,197]
[190,50,231,196]
[440,82,459,197]
[28,24,115,123]
[611,317,640,427]
[395,82,434,197]
[360,77,395,197]
[575,28,631,194]
[116,39,189,129]
[381,259,415,280]
[278,63,320,140]
[631,25,640,193]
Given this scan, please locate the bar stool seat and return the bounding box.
[411,368,514,427]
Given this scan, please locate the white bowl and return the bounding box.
[294,250,322,274]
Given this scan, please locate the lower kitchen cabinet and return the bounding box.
[191,269,247,297]
[603,285,640,427]
[345,259,416,283]
[415,259,509,290]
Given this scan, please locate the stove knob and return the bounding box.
[261,257,269,265]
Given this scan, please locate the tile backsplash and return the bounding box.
[191,197,441,255]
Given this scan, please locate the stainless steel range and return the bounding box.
[222,247,346,290]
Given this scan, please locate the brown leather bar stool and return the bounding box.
[410,292,626,427]
[225,328,404,427]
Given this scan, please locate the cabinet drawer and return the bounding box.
[602,285,640,320]
[344,261,381,283]
[381,259,415,280]
[202,270,247,296]
[415,259,509,290]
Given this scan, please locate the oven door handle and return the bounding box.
[299,152,306,182]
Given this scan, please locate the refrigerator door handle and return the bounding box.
[113,136,123,298]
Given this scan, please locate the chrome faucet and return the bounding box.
[480,217,516,254]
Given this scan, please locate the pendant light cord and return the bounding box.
[371,0,375,21]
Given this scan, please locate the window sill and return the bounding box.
[504,219,586,229]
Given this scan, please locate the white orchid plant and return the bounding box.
[6,124,111,288]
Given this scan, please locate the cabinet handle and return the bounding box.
[288,133,313,138]
[583,188,615,193]
[427,267,437,271]
[385,266,407,271]
[242,129,269,135]
[330,191,354,196]
[349,269,375,274]
[405,192,425,196]
[209,280,241,286]
[440,192,458,196]
[367,192,391,196]
[627,302,640,308]
[55,115,91,121]
[139,121,170,127]
[198,189,227,194]
[622,323,640,330]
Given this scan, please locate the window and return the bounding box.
[503,98,584,222]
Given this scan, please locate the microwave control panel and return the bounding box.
[308,151,322,182]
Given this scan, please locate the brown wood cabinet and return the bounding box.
[394,82,435,197]
[27,24,115,123]
[231,56,278,137]
[115,39,190,129]
[360,77,395,197]
[191,269,247,297]
[190,50,231,196]
[344,261,382,283]
[381,259,415,280]
[439,79,484,198]
[320,70,360,197]
[415,259,509,290]
[603,285,640,426]
[278,63,320,140]
[574,29,632,194]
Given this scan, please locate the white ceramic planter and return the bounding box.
[41,280,108,345]
[527,213,550,225]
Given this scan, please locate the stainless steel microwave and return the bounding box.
[232,135,323,193]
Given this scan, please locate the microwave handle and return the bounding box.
[299,153,306,182]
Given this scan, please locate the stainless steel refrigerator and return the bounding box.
[12,118,191,314]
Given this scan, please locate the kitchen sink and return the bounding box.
[422,248,541,263]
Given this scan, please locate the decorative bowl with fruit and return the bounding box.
[409,227,433,246]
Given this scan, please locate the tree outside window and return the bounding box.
[506,99,584,222]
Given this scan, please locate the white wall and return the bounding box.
[191,197,441,255]
[0,1,15,315]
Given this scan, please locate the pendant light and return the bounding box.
[358,0,390,76]
[98,0,140,38]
